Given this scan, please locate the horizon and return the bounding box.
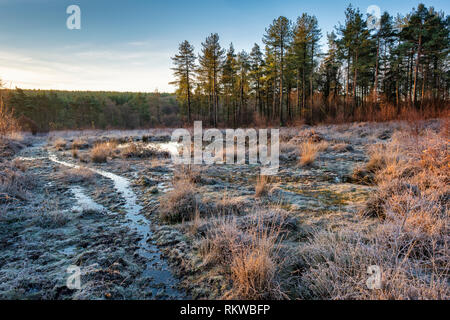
[0,0,449,93]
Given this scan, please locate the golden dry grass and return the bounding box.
[159,178,199,223]
[72,138,88,149]
[298,140,329,166]
[71,147,78,159]
[200,210,287,300]
[0,161,33,201]
[119,143,140,158]
[59,167,95,184]
[296,123,449,300]
[186,209,203,236]
[332,142,351,152]
[0,97,20,137]
[255,175,269,198]
[53,138,67,150]
[90,141,117,163]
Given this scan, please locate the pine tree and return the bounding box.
[249,44,264,116]
[222,43,238,126]
[236,50,250,124]
[171,40,196,123]
[263,16,292,125]
[198,33,225,126]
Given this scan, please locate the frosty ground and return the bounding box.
[0,120,448,300]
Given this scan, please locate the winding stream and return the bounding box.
[18,146,184,299]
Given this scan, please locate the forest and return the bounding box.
[1,88,180,132]
[171,3,449,126]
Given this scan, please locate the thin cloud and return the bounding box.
[0,48,174,92]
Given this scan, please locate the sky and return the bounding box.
[0,0,448,92]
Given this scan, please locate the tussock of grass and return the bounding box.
[59,167,95,184]
[72,138,88,150]
[120,143,170,159]
[296,125,449,300]
[90,141,117,163]
[186,209,203,236]
[53,138,67,150]
[215,195,249,216]
[352,143,399,185]
[298,140,329,166]
[332,142,352,153]
[0,100,20,136]
[34,197,70,228]
[159,179,199,223]
[0,161,34,202]
[255,175,269,198]
[71,147,78,159]
[199,209,287,300]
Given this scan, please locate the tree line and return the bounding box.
[171,3,449,126]
[1,88,180,132]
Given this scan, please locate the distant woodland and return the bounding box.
[1,89,180,132]
[1,3,449,132]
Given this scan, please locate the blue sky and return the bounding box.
[0,0,448,92]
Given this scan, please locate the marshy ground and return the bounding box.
[0,120,448,300]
